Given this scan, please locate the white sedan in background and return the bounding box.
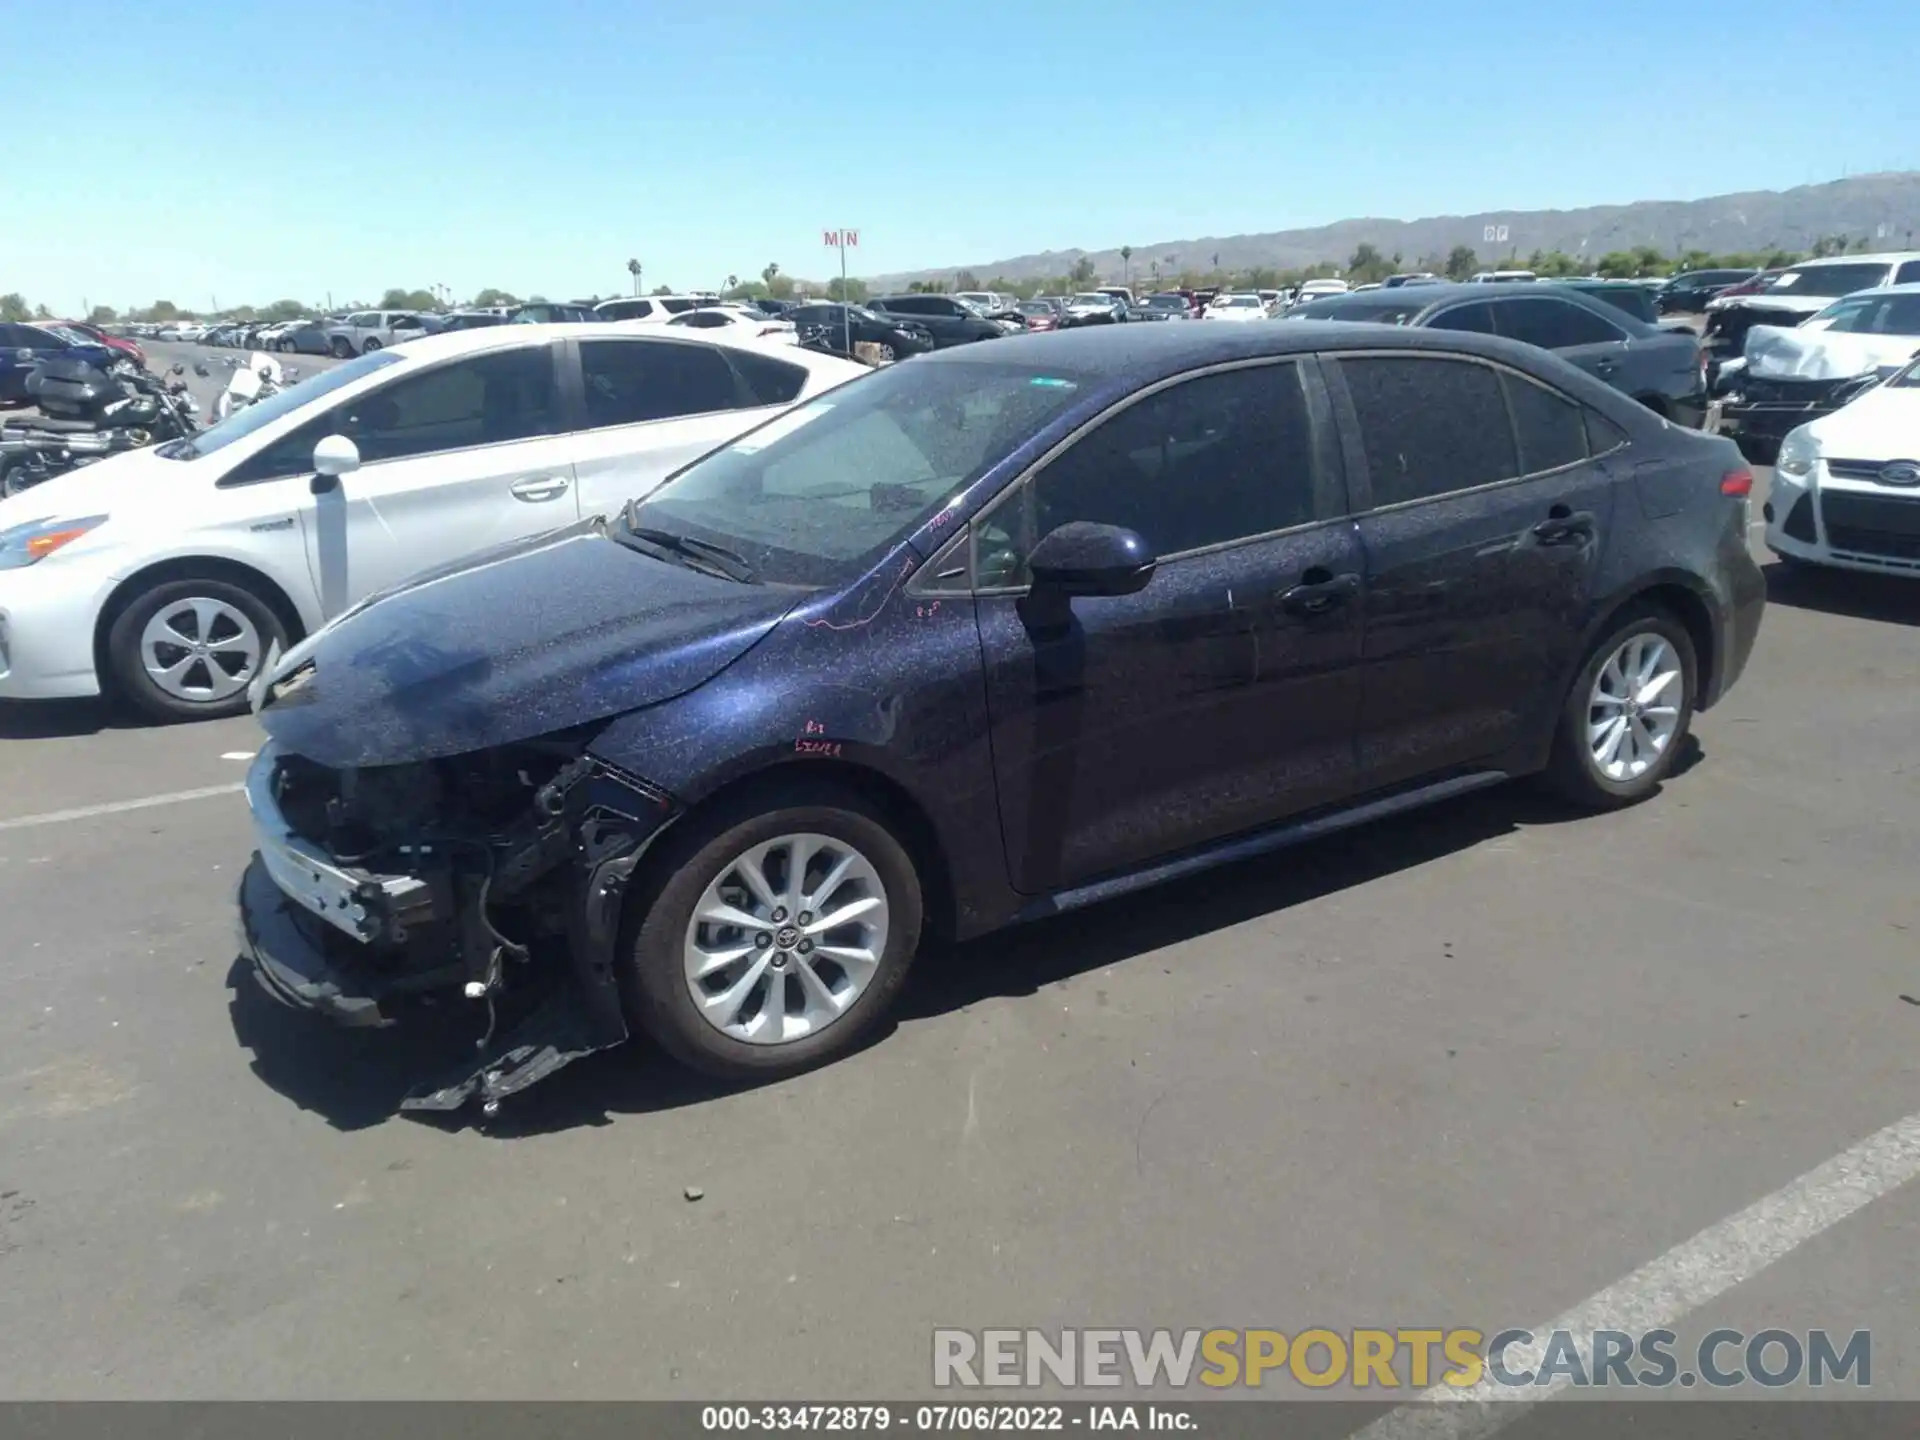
[1202,294,1271,322]
[665,305,800,345]
[0,325,864,720]
[1766,356,1920,578]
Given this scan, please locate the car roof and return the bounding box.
[917,315,1586,383]
[380,321,864,373]
[1783,251,1920,268]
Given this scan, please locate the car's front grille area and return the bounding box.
[1822,491,1920,561]
[1826,458,1920,483]
[1739,375,1854,407]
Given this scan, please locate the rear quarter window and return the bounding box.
[728,349,810,407]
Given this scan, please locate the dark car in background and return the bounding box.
[867,294,1006,347]
[1132,293,1194,321]
[1657,269,1760,314]
[0,322,121,404]
[787,302,935,360]
[1552,279,1663,326]
[1285,282,1710,426]
[236,321,1762,1114]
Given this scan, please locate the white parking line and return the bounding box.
[0,783,244,833]
[1355,1109,1920,1437]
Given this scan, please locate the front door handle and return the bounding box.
[1530,507,1596,545]
[510,476,570,502]
[1279,570,1360,616]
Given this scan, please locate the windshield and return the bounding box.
[1807,293,1920,335]
[1071,294,1109,305]
[629,359,1090,587]
[1890,358,1920,388]
[1222,296,1262,308]
[1765,264,1891,298]
[1017,303,1053,315]
[1144,295,1184,308]
[161,349,404,461]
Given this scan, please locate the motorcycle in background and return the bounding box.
[213,351,299,420]
[0,356,204,497]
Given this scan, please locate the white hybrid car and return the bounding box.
[0,324,865,720]
[1201,294,1270,322]
[1766,356,1920,578]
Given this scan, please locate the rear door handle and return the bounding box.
[1279,570,1360,616]
[1530,508,1596,545]
[510,476,570,502]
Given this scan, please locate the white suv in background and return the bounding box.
[0,326,866,720]
[594,295,724,324]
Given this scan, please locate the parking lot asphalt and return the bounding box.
[2,373,1919,1411]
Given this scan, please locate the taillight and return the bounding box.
[1720,469,1753,497]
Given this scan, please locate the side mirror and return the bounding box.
[1027,521,1156,597]
[310,434,360,494]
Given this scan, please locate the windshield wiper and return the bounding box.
[621,511,757,582]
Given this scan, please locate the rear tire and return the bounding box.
[105,576,289,723]
[329,337,352,358]
[621,781,924,1080]
[1542,605,1697,810]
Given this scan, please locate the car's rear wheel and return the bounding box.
[106,577,288,722]
[1542,605,1697,810]
[621,783,923,1080]
[329,337,352,358]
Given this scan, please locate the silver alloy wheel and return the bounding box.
[683,832,890,1045]
[1587,631,1683,782]
[139,597,264,704]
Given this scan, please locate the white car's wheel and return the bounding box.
[106,577,288,723]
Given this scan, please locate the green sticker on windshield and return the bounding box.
[1029,377,1076,389]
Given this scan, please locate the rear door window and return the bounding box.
[1424,302,1498,334]
[1335,355,1518,507]
[1495,298,1622,349]
[576,338,747,427]
[1502,372,1588,474]
[727,349,810,407]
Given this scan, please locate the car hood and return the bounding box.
[1805,382,1920,456]
[1710,293,1826,316]
[0,442,177,528]
[1746,326,1920,381]
[253,518,806,769]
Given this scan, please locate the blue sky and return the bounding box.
[10,0,1918,314]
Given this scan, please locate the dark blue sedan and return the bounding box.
[237,321,1764,1114]
[0,321,120,405]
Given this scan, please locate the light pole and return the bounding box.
[824,228,859,355]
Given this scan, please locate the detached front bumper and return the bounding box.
[237,742,679,1112]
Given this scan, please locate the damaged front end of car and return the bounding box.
[238,734,679,1115]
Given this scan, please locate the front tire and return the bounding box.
[105,577,288,722]
[622,782,924,1080]
[1542,605,1697,810]
[329,337,353,358]
[361,338,382,354]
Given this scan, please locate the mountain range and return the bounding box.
[863,173,1920,287]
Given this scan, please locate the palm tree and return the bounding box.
[763,262,780,284]
[1120,245,1133,286]
[626,257,642,296]
[726,273,740,296]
